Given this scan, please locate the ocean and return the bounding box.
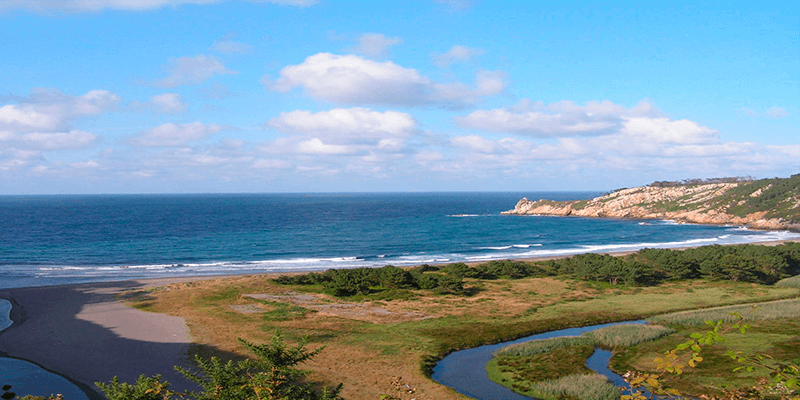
[2,192,798,289]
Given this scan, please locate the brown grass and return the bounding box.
[127,274,799,400]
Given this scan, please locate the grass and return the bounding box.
[775,274,800,288]
[487,345,596,394]
[646,298,800,326]
[583,324,675,348]
[495,336,594,357]
[529,374,620,400]
[125,273,800,400]
[610,298,800,397]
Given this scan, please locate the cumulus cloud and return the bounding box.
[151,93,188,113]
[131,93,188,113]
[0,89,119,133]
[432,45,483,67]
[152,55,236,87]
[296,138,356,155]
[268,108,417,143]
[455,99,662,137]
[129,122,226,147]
[0,89,116,159]
[350,33,402,58]
[270,53,505,108]
[0,0,318,14]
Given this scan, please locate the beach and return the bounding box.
[0,276,228,399]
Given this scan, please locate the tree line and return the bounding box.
[276,242,800,295]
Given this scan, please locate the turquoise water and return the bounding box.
[2,192,798,289]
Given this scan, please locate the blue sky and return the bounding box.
[1,0,797,193]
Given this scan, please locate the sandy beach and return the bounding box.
[0,276,227,399]
[1,238,798,399]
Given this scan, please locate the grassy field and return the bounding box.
[123,271,800,400]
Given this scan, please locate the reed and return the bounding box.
[646,298,800,326]
[583,324,675,348]
[494,336,594,357]
[774,274,800,288]
[529,374,620,400]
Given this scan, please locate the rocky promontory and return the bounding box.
[503,175,800,231]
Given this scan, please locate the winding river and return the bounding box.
[0,299,90,400]
[432,320,644,400]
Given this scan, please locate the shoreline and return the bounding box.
[1,238,799,399]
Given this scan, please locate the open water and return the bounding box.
[2,192,799,289]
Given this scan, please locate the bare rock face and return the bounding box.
[502,182,798,231]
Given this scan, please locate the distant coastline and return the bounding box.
[503,176,800,232]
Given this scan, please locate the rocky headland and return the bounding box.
[503,175,800,231]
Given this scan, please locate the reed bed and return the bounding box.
[495,336,594,357]
[646,298,800,326]
[529,374,620,400]
[775,274,800,288]
[583,324,675,348]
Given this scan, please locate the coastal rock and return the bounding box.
[502,177,800,231]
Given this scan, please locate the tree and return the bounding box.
[97,333,344,400]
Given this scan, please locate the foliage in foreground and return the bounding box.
[623,314,800,400]
[95,333,344,400]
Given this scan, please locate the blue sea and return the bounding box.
[2,192,799,289]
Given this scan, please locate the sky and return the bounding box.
[0,1,798,194]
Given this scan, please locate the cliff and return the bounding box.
[502,175,800,231]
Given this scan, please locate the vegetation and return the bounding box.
[649,177,754,187]
[275,243,800,300]
[528,374,619,400]
[583,324,675,348]
[94,333,343,400]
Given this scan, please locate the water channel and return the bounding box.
[0,299,91,400]
[432,320,645,400]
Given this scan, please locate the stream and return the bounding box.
[0,299,91,400]
[431,320,645,400]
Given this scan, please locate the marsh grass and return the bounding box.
[529,374,620,400]
[646,298,800,326]
[583,324,675,348]
[495,336,594,357]
[775,274,800,288]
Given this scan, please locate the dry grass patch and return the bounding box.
[123,273,800,400]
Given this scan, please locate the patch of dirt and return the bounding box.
[242,292,435,323]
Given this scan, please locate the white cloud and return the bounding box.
[130,93,188,113]
[432,45,483,67]
[151,93,188,113]
[450,135,498,153]
[152,55,236,87]
[296,138,355,155]
[270,53,505,108]
[0,89,119,133]
[129,122,225,147]
[621,117,718,145]
[350,33,402,58]
[0,0,317,14]
[455,99,661,137]
[268,108,417,142]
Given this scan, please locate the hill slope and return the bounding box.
[503,175,800,230]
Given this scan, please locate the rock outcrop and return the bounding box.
[503,178,800,231]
